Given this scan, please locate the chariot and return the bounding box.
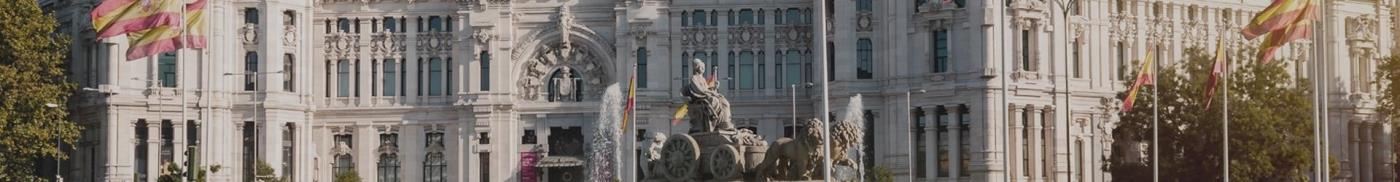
[657,130,768,181]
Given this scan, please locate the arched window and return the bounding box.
[377,133,400,182]
[547,68,584,102]
[332,134,354,174]
[424,132,447,182]
[857,38,873,79]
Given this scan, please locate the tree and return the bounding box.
[333,170,362,182]
[1107,47,1316,181]
[0,0,78,181]
[155,163,222,182]
[1377,55,1400,178]
[255,160,287,182]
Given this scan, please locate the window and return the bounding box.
[757,9,765,25]
[857,38,874,79]
[917,0,928,11]
[757,52,765,89]
[337,60,350,97]
[384,59,398,96]
[936,106,949,177]
[446,58,454,94]
[1021,30,1034,71]
[785,8,803,25]
[728,52,736,90]
[480,51,492,91]
[738,9,755,25]
[681,11,689,27]
[1041,111,1049,177]
[728,10,735,26]
[244,8,259,24]
[1022,109,1031,176]
[711,10,718,26]
[693,10,708,27]
[283,124,296,179]
[243,121,257,181]
[858,0,873,11]
[738,51,754,89]
[285,54,295,92]
[774,9,783,25]
[378,133,401,182]
[1073,39,1083,78]
[522,130,537,144]
[428,58,444,96]
[1072,0,1083,16]
[479,132,490,144]
[158,53,177,87]
[336,18,350,33]
[245,52,258,91]
[933,30,949,73]
[1117,41,1126,80]
[479,153,490,181]
[159,120,173,164]
[428,16,444,32]
[862,110,876,173]
[333,134,354,174]
[784,50,802,85]
[424,132,447,182]
[914,107,927,178]
[383,17,399,32]
[135,120,149,181]
[1076,140,1085,181]
[636,48,648,88]
[958,105,970,176]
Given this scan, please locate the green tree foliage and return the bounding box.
[1107,47,1316,181]
[155,163,222,182]
[1377,55,1400,178]
[334,170,363,182]
[865,165,895,182]
[255,160,287,182]
[0,0,79,181]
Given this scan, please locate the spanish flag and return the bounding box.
[622,65,638,131]
[1240,0,1314,40]
[1123,49,1155,112]
[126,0,206,60]
[1255,3,1316,62]
[92,0,182,38]
[1204,39,1227,108]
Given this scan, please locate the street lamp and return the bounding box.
[905,89,926,179]
[790,82,813,140]
[45,103,62,182]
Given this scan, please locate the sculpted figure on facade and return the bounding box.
[683,58,734,133]
[554,67,576,101]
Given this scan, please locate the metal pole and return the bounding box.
[815,0,832,180]
[907,91,914,179]
[1152,46,1159,182]
[792,84,798,139]
[1223,43,1231,182]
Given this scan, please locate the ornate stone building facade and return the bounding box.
[39,0,1400,181]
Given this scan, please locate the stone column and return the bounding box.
[403,125,425,181]
[1350,122,1360,180]
[263,121,284,175]
[405,17,420,105]
[1029,105,1042,180]
[923,107,937,179]
[173,121,187,169]
[1363,123,1375,182]
[146,123,160,182]
[1009,104,1023,178]
[950,105,963,180]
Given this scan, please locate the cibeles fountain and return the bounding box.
[635,59,865,181]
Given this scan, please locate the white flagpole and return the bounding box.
[629,64,638,182]
[1152,45,1160,182]
[1311,0,1328,180]
[816,0,832,180]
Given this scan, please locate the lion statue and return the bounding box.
[829,116,863,168]
[756,118,826,180]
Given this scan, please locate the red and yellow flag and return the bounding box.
[1240,0,1314,40]
[126,0,207,60]
[92,0,182,38]
[1123,49,1155,112]
[1256,3,1316,62]
[622,65,638,131]
[1204,39,1228,108]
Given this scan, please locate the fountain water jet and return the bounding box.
[587,84,623,181]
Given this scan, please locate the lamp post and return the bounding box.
[43,103,63,182]
[906,89,925,179]
[790,83,813,140]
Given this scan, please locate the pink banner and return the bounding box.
[520,152,539,182]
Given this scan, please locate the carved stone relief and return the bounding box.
[241,24,259,46]
[371,32,407,58]
[855,12,874,32]
[416,32,454,57]
[518,43,608,102]
[1346,15,1378,43]
[324,32,360,59]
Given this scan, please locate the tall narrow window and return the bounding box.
[384,60,398,96]
[1022,109,1031,176]
[333,134,354,174]
[636,48,648,88]
[857,38,874,79]
[336,18,350,33]
[479,153,490,181]
[135,120,149,181]
[936,106,949,177]
[378,133,400,182]
[861,110,876,173]
[858,0,873,11]
[283,123,296,180]
[1021,30,1033,71]
[933,30,949,73]
[914,107,927,178]
[285,54,295,92]
[1117,41,1126,80]
[481,51,492,91]
[682,53,691,85]
[738,9,755,25]
[337,60,350,97]
[244,8,259,24]
[681,11,690,27]
[428,16,444,32]
[774,9,784,25]
[693,11,707,27]
[728,52,736,90]
[786,8,802,24]
[1076,140,1085,181]
[739,51,755,89]
[245,52,258,90]
[242,121,257,181]
[424,132,447,182]
[1073,39,1083,78]
[446,58,453,94]
[160,120,172,164]
[757,51,765,89]
[428,58,444,96]
[785,50,802,85]
[384,17,399,32]
[958,105,971,176]
[158,53,177,87]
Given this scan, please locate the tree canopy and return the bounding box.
[1107,47,1316,181]
[0,0,79,180]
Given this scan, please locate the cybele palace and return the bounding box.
[38,0,1400,181]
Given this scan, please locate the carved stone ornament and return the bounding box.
[726,26,763,49]
[324,32,360,59]
[1346,15,1378,42]
[416,32,454,56]
[855,12,874,32]
[682,27,718,49]
[371,31,406,57]
[283,25,298,47]
[516,42,608,102]
[473,28,496,45]
[241,24,259,46]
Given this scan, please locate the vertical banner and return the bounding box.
[520,152,539,182]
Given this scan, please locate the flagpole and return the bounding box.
[629,64,638,182]
[1222,40,1231,182]
[1152,45,1160,182]
[1311,0,1328,180]
[816,0,832,180]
